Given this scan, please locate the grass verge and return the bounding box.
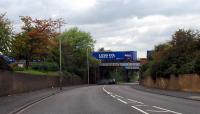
[16,69,59,76]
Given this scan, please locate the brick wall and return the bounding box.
[142,74,200,92]
[0,71,82,96]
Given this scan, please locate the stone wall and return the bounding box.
[142,74,200,92]
[0,71,82,96]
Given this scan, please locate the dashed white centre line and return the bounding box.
[146,110,168,112]
[103,87,111,95]
[131,106,149,114]
[107,92,112,95]
[102,86,182,114]
[153,106,182,114]
[110,94,116,98]
[115,94,124,98]
[127,98,144,104]
[135,105,148,107]
[117,98,128,104]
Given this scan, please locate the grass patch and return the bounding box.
[16,69,59,76]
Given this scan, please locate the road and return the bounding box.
[14,85,200,114]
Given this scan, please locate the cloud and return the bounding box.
[77,14,200,57]
[1,0,200,58]
[0,0,97,23]
[71,0,200,24]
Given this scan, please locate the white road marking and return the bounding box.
[110,94,116,98]
[117,98,128,104]
[146,110,168,112]
[153,106,182,114]
[102,87,107,92]
[135,105,148,107]
[127,98,144,104]
[15,97,47,114]
[102,87,110,95]
[131,106,149,114]
[107,92,112,95]
[115,94,124,98]
[103,87,124,99]
[103,86,181,114]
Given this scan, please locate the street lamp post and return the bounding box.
[59,22,63,90]
[87,48,90,85]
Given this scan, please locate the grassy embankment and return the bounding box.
[16,69,59,76]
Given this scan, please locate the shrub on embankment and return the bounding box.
[140,29,200,92]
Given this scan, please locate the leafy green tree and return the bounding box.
[0,13,13,55]
[58,27,98,80]
[143,29,200,79]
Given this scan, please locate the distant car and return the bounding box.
[0,55,15,64]
[108,78,116,84]
[97,79,109,85]
[0,55,13,71]
[32,59,41,62]
[97,78,116,85]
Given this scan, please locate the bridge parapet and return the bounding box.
[100,62,140,69]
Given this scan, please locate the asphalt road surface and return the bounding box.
[14,85,200,114]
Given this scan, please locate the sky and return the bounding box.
[1,0,200,58]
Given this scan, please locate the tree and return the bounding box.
[11,16,63,68]
[58,27,97,80]
[98,47,112,52]
[98,47,105,52]
[143,29,200,79]
[0,13,13,55]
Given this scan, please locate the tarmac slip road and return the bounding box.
[13,85,200,114]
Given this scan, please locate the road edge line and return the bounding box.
[8,85,88,114]
[8,93,55,114]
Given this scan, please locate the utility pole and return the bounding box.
[87,48,90,85]
[59,21,63,90]
[95,67,96,84]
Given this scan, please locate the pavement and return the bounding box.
[122,83,200,101]
[1,85,199,114]
[0,85,86,114]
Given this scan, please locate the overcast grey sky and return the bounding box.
[1,0,200,58]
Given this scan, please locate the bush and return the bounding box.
[178,61,195,74]
[31,62,59,71]
[165,64,178,77]
[13,66,25,71]
[141,29,200,78]
[140,64,150,79]
[107,68,124,82]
